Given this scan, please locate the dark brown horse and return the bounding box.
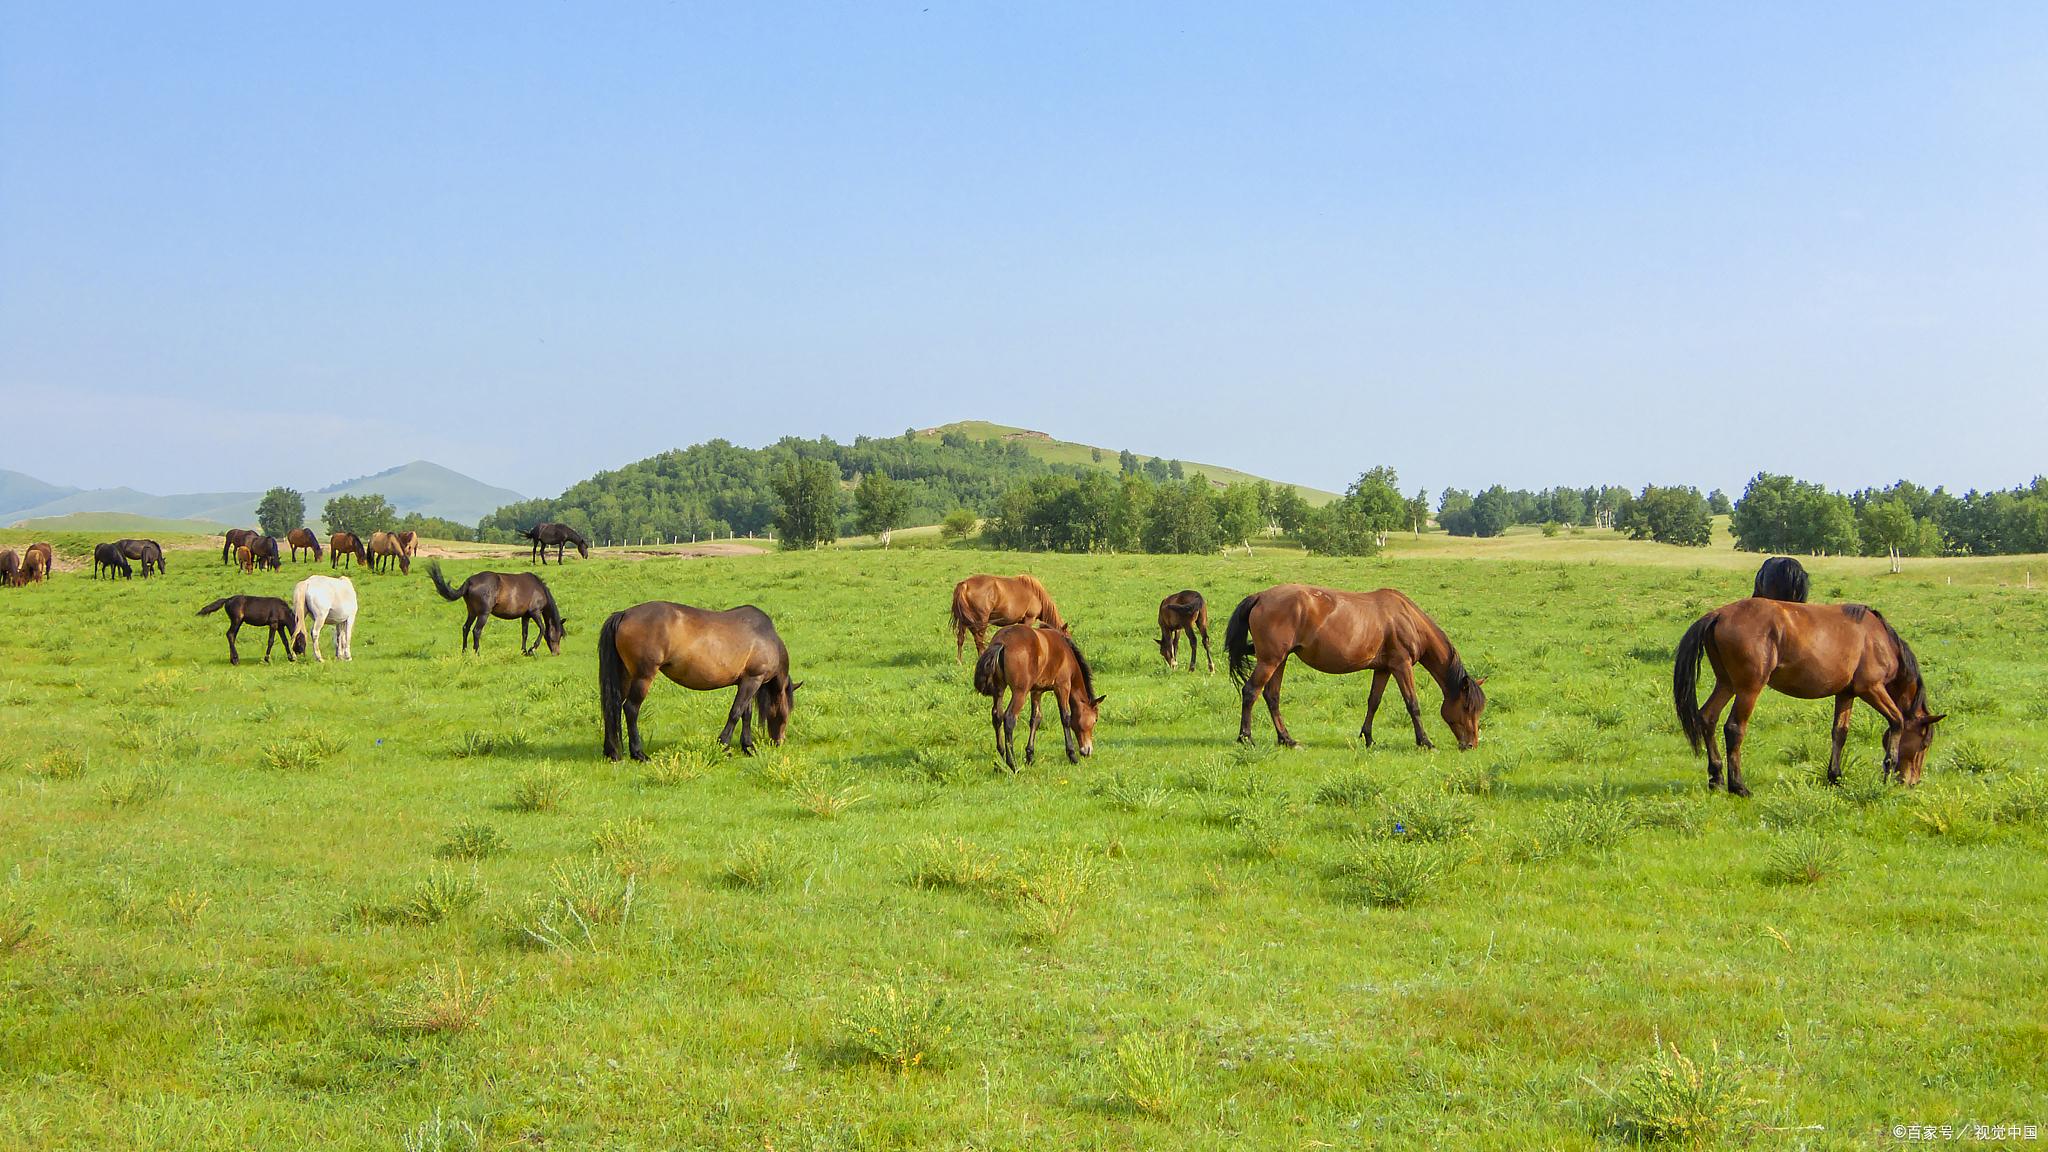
[523,522,590,564]
[222,528,258,565]
[950,574,1067,661]
[1753,557,1809,602]
[25,542,53,583]
[7,545,46,587]
[116,538,165,577]
[1675,599,1941,796]
[197,595,304,664]
[973,623,1104,770]
[1226,584,1487,751]
[329,531,369,569]
[429,562,565,654]
[287,528,323,562]
[1156,590,1212,672]
[366,531,411,574]
[93,542,133,579]
[598,601,798,760]
[246,535,282,571]
[0,550,16,587]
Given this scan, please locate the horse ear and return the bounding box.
[1091,694,1107,706]
[1924,712,1948,726]
[1474,676,1487,687]
[789,680,804,694]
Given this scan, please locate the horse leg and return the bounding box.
[988,690,1011,769]
[1860,683,1908,781]
[1392,662,1433,750]
[1698,683,1734,789]
[1360,671,1390,745]
[1723,692,1759,798]
[1824,692,1855,784]
[472,615,489,653]
[1197,622,1213,674]
[310,618,325,664]
[1025,691,1043,765]
[521,616,533,654]
[622,675,656,761]
[1237,656,1282,744]
[1001,687,1023,771]
[339,617,352,660]
[226,619,242,665]
[262,625,277,664]
[1264,659,1298,747]
[1058,685,1082,764]
[736,679,765,755]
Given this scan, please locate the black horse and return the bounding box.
[522,522,590,565]
[1753,557,1809,603]
[246,535,283,571]
[197,595,304,664]
[428,562,567,654]
[93,543,133,579]
[116,539,165,577]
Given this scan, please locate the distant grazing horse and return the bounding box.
[8,545,47,587]
[429,562,565,655]
[366,531,411,575]
[329,531,369,569]
[197,594,303,664]
[1753,557,1810,603]
[1675,599,1942,796]
[93,543,133,579]
[235,545,256,574]
[523,523,589,565]
[222,529,258,565]
[287,528,323,562]
[0,550,17,587]
[25,543,53,582]
[1156,590,1212,673]
[246,535,282,571]
[1226,584,1487,751]
[598,601,798,760]
[950,574,1067,661]
[974,622,1105,770]
[291,575,358,662]
[116,538,165,577]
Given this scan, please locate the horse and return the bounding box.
[93,543,133,579]
[235,545,256,574]
[1753,557,1809,603]
[428,562,565,654]
[287,528,323,562]
[1225,584,1487,751]
[950,574,1067,661]
[25,542,53,582]
[116,538,165,577]
[598,601,798,760]
[523,523,590,565]
[7,546,46,587]
[197,595,303,664]
[246,535,282,571]
[329,531,369,569]
[291,575,358,662]
[973,623,1105,770]
[0,550,16,587]
[222,528,258,565]
[1156,590,1212,673]
[1674,599,1942,796]
[366,531,411,575]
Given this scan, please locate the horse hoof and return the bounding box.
[1729,783,1751,798]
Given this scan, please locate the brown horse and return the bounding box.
[287,528,323,562]
[950,574,1067,661]
[1225,585,1487,750]
[25,542,53,582]
[366,531,411,575]
[429,562,565,654]
[246,535,282,571]
[235,545,256,574]
[116,538,165,577]
[598,601,799,760]
[1675,599,1942,796]
[0,550,16,587]
[222,528,258,565]
[7,545,47,587]
[973,623,1104,770]
[329,531,368,568]
[197,595,304,664]
[1157,590,1212,672]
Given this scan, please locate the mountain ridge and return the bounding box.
[1,461,523,529]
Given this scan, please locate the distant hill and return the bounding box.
[914,421,1338,505]
[2,461,522,529]
[8,511,233,536]
[312,461,525,526]
[0,469,80,520]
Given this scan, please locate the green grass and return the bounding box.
[1,536,2045,1147]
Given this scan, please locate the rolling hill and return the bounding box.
[913,421,1339,504]
[1,461,522,529]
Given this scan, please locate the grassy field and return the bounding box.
[2,528,2044,1149]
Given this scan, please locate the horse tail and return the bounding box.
[196,598,230,617]
[598,611,627,759]
[426,562,465,601]
[291,581,311,642]
[1673,610,1719,753]
[1224,594,1260,687]
[949,584,973,657]
[973,639,1007,699]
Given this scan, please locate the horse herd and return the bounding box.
[220,528,419,575]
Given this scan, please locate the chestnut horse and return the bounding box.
[973,623,1104,770]
[287,528,323,562]
[1226,584,1487,751]
[950,574,1066,661]
[1753,557,1809,602]
[523,522,589,564]
[1156,590,1212,673]
[1674,599,1941,796]
[599,601,799,760]
[25,542,53,583]
[429,562,565,654]
[366,531,411,575]
[329,531,369,569]
[197,594,303,664]
[234,545,256,573]
[222,529,258,565]
[7,544,47,586]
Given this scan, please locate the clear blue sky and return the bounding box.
[4,3,2044,502]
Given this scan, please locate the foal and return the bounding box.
[973,623,1104,770]
[1156,590,1212,672]
[197,595,303,664]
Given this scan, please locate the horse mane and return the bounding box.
[539,579,562,624]
[1062,630,1097,699]
[1847,604,1927,709]
[1413,606,1479,703]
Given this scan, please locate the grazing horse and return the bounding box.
[366,531,411,575]
[287,528,323,562]
[329,531,369,569]
[197,595,303,664]
[1226,584,1487,751]
[1753,557,1810,603]
[523,522,590,565]
[974,623,1105,770]
[950,573,1067,661]
[235,545,256,573]
[1675,599,1942,796]
[598,601,798,760]
[93,543,133,579]
[291,575,358,662]
[25,542,53,582]
[245,535,282,571]
[8,545,47,587]
[0,550,16,587]
[222,528,258,565]
[116,538,165,577]
[429,562,565,654]
[1156,590,1213,673]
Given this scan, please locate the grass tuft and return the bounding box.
[1763,831,1845,886]
[436,821,508,860]
[1011,851,1101,943]
[1610,1041,1756,1146]
[900,835,1005,893]
[840,974,964,1072]
[1105,1030,1198,1117]
[394,867,487,925]
[1337,839,1445,908]
[98,769,171,810]
[718,835,806,891]
[507,765,573,813]
[383,963,495,1035]
[641,747,711,787]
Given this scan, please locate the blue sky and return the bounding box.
[4,3,2044,501]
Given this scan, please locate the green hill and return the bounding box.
[914,421,1338,505]
[8,511,233,536]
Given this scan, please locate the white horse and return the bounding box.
[292,575,358,662]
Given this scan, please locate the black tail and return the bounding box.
[972,640,1006,698]
[599,611,627,759]
[426,562,466,601]
[1224,594,1259,686]
[1673,611,1719,753]
[196,598,230,617]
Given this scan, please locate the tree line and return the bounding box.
[1729,473,2048,559]
[252,487,478,542]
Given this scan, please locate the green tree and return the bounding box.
[321,493,396,538]
[1270,486,1312,535]
[255,487,305,537]
[1618,485,1712,546]
[773,459,842,549]
[1119,449,1139,475]
[1141,479,1220,554]
[1706,488,1733,515]
[1406,489,1431,535]
[1216,483,1263,548]
[853,471,911,544]
[940,507,978,541]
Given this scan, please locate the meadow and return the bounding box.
[1,529,2044,1150]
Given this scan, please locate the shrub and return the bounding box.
[1610,1042,1756,1146]
[1012,851,1101,943]
[1106,1031,1199,1117]
[1763,831,1844,886]
[507,765,572,813]
[642,747,711,787]
[1338,839,1445,908]
[437,821,508,860]
[840,974,964,1072]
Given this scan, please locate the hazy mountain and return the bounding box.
[2,461,522,529]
